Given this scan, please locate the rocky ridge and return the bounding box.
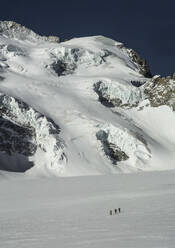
[0,21,60,43]
[126,48,152,78]
[144,75,175,110]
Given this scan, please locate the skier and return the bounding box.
[109,210,112,215]
[118,207,121,213]
[114,209,117,214]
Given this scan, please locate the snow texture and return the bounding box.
[0,172,175,248]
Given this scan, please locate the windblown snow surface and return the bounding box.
[1,172,175,248]
[1,22,175,247]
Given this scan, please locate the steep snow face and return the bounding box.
[0,93,66,174]
[97,123,151,171]
[1,21,175,177]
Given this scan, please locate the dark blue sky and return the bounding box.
[1,0,175,76]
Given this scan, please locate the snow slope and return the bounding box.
[0,21,175,176]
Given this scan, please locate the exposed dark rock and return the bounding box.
[131,80,145,87]
[0,152,34,172]
[51,60,76,76]
[0,93,66,173]
[48,47,110,77]
[95,75,175,112]
[0,75,4,81]
[127,49,152,78]
[0,118,36,155]
[96,130,129,164]
[144,76,175,110]
[94,81,115,107]
[103,141,129,163]
[173,73,175,80]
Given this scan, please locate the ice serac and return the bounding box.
[0,93,66,174]
[94,79,144,108]
[47,46,110,76]
[96,123,151,170]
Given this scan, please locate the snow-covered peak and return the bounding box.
[62,35,151,78]
[62,35,123,53]
[0,21,174,177]
[0,21,60,43]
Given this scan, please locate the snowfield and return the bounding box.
[0,172,175,248]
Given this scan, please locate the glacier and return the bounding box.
[0,21,175,176]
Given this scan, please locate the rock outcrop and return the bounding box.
[126,48,152,78]
[144,75,175,110]
[96,123,150,167]
[0,21,60,43]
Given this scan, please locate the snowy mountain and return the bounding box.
[0,21,175,177]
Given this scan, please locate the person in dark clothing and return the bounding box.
[114,209,117,214]
[110,210,112,215]
[118,208,121,213]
